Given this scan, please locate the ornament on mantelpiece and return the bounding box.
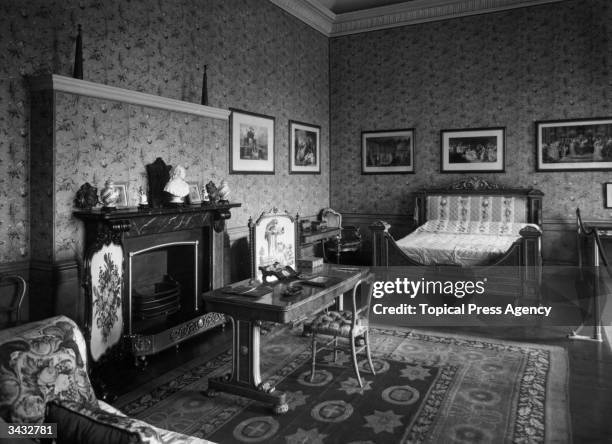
[73,24,83,79]
[74,182,98,210]
[100,179,119,210]
[201,65,208,106]
[201,185,210,205]
[205,180,220,204]
[218,179,230,204]
[138,186,148,209]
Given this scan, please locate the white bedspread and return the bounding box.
[395,220,541,266]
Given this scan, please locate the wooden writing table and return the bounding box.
[202,264,371,413]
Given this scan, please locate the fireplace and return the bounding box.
[75,203,239,365]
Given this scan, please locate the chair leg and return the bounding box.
[350,335,363,388]
[364,330,376,375]
[310,335,317,382]
[333,337,338,363]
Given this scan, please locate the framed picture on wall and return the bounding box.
[440,127,505,173]
[536,117,612,171]
[361,129,415,174]
[289,120,320,174]
[230,108,275,174]
[604,183,612,208]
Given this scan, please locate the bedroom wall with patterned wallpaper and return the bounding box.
[330,0,611,223]
[0,0,329,264]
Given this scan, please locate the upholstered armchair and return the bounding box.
[320,208,362,263]
[0,315,210,443]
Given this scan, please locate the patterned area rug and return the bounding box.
[115,328,570,443]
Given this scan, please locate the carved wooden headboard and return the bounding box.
[414,177,543,227]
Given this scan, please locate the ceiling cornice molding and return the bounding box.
[30,74,230,120]
[271,0,566,37]
[269,0,335,35]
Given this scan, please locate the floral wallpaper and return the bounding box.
[1,0,330,264]
[330,0,612,222]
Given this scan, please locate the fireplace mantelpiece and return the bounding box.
[75,203,240,364]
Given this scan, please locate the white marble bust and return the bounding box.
[164,165,190,202]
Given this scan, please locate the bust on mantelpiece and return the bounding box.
[164,165,190,204]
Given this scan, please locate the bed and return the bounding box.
[370,177,543,302]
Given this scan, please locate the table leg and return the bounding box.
[206,318,289,414]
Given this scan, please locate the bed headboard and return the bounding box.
[414,177,543,227]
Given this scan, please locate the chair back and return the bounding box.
[0,274,26,327]
[350,273,375,328]
[321,208,342,228]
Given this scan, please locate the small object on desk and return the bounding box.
[310,221,321,231]
[300,275,340,288]
[282,285,303,297]
[222,285,273,297]
[297,256,324,270]
[259,263,300,282]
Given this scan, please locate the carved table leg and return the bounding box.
[206,318,288,414]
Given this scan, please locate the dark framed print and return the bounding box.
[361,129,415,174]
[536,118,612,171]
[440,127,505,173]
[230,108,275,174]
[605,183,612,208]
[289,120,320,174]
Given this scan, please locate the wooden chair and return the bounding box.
[0,274,26,327]
[306,275,376,387]
[320,208,362,264]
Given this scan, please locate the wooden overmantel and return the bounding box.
[29,74,230,120]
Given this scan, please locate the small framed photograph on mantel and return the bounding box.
[230,108,275,174]
[361,129,415,174]
[113,182,129,208]
[289,120,321,174]
[440,127,505,173]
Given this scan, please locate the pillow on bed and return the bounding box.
[416,220,540,236]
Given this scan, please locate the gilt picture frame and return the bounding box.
[440,127,505,173]
[230,108,275,174]
[536,117,612,171]
[361,129,415,174]
[289,120,321,174]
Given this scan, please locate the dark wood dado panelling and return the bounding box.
[0,261,30,324]
[29,260,82,325]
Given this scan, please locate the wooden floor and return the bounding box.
[109,268,612,443]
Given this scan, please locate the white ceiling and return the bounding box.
[270,0,566,36]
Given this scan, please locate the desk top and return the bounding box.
[203,265,370,323]
[300,227,341,244]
